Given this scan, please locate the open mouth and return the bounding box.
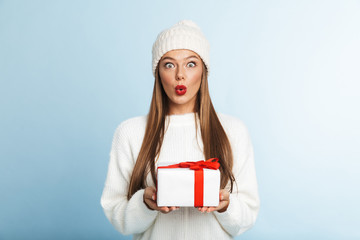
[175,85,187,95]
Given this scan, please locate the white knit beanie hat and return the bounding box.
[152,20,210,77]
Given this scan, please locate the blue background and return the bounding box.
[1,0,359,239]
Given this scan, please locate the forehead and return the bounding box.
[161,49,201,61]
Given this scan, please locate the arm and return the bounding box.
[100,122,159,235]
[213,123,260,236]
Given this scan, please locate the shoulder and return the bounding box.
[217,113,248,133]
[118,115,147,129]
[216,112,251,141]
[114,115,148,139]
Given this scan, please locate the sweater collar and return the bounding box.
[165,112,199,126]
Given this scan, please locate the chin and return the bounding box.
[170,98,188,105]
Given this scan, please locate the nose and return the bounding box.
[176,67,185,81]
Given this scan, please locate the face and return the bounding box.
[158,49,203,115]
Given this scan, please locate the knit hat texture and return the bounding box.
[152,20,210,77]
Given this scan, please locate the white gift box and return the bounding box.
[157,161,220,207]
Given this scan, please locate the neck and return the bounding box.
[168,101,196,115]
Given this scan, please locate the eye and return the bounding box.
[164,62,174,68]
[187,62,196,68]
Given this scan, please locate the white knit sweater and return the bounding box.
[100,112,260,240]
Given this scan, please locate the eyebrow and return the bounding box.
[161,55,200,62]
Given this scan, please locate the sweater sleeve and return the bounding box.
[213,120,260,236]
[100,122,159,235]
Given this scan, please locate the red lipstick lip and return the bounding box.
[175,85,187,95]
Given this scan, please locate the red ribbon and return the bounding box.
[158,158,220,207]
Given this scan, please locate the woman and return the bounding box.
[101,20,260,239]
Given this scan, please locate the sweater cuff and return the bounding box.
[133,189,159,218]
[213,194,236,226]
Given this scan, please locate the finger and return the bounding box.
[144,193,155,201]
[143,194,156,204]
[201,207,208,213]
[144,187,156,200]
[168,206,180,211]
[206,207,216,212]
[219,189,230,201]
[153,188,158,201]
[215,198,230,213]
[197,206,210,212]
[159,206,170,213]
[144,199,158,211]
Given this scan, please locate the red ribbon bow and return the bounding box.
[158,158,220,207]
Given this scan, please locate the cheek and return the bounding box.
[159,72,170,86]
[160,75,173,94]
[191,71,202,88]
[161,78,171,88]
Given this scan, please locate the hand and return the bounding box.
[143,186,180,214]
[196,189,230,213]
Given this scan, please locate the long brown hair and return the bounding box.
[127,62,235,200]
